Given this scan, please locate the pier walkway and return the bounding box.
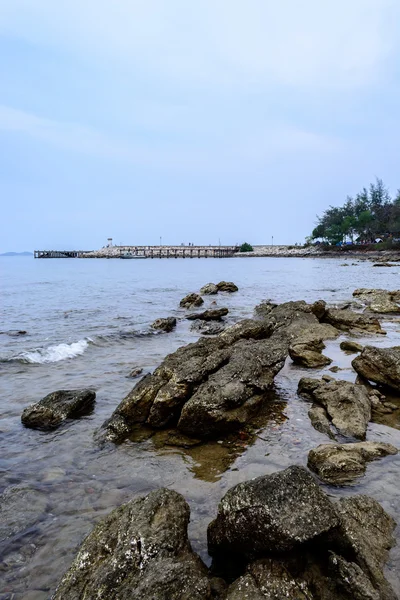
[34,246,239,259]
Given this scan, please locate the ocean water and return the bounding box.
[1,256,400,598]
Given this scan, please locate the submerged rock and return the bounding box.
[298,378,371,439]
[340,340,363,353]
[190,321,225,336]
[308,442,398,485]
[216,281,238,293]
[179,293,204,308]
[53,488,211,600]
[186,308,229,321]
[199,283,218,295]
[352,346,400,393]
[353,288,400,314]
[21,389,96,430]
[322,307,385,334]
[128,367,144,378]
[151,317,177,332]
[0,485,48,541]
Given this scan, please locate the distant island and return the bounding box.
[0,251,33,256]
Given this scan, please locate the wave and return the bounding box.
[8,339,92,364]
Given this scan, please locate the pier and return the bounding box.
[34,245,239,259]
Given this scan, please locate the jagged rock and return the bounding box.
[0,485,48,541]
[207,466,339,558]
[53,489,211,600]
[340,340,363,353]
[311,299,327,320]
[186,308,229,321]
[352,346,400,393]
[308,442,398,485]
[308,405,336,439]
[21,389,96,430]
[322,308,385,334]
[216,281,238,293]
[298,378,371,439]
[200,283,218,295]
[288,323,338,368]
[151,317,177,332]
[129,367,143,378]
[179,293,204,308]
[353,289,400,314]
[254,300,278,319]
[190,321,226,335]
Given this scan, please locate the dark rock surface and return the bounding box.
[298,377,371,439]
[308,442,398,485]
[340,340,363,353]
[352,346,400,393]
[200,283,218,295]
[186,308,229,321]
[190,321,226,335]
[179,293,204,308]
[151,317,177,332]
[216,281,238,293]
[322,307,385,334]
[53,488,211,600]
[21,389,96,430]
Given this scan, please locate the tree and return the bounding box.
[240,242,254,252]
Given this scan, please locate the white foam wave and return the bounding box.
[15,339,91,364]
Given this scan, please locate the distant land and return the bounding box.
[0,251,33,256]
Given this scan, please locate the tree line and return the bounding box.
[310,179,400,245]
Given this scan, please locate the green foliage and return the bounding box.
[310,178,400,244]
[240,242,254,252]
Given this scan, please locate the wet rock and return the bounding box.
[129,367,143,378]
[21,389,96,430]
[179,293,204,308]
[288,323,337,368]
[372,262,394,267]
[186,308,229,321]
[190,321,226,336]
[1,329,28,336]
[207,466,339,558]
[0,485,48,541]
[329,365,343,373]
[298,378,371,439]
[307,442,398,485]
[308,405,336,439]
[322,308,385,334]
[216,281,238,293]
[340,340,363,353]
[254,300,278,319]
[53,488,212,600]
[225,559,312,599]
[151,317,177,332]
[311,299,327,320]
[200,283,218,295]
[352,346,400,393]
[353,288,400,314]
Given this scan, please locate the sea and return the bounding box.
[1,256,400,598]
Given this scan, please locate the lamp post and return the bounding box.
[272,236,274,246]
[160,236,162,247]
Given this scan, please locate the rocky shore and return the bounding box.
[4,281,400,598]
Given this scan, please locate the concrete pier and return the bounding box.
[34,245,239,259]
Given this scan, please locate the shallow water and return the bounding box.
[1,256,400,598]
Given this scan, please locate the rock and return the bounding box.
[129,367,143,378]
[21,389,96,430]
[216,281,238,293]
[207,466,339,558]
[225,559,312,600]
[322,308,385,334]
[2,329,28,336]
[353,289,400,314]
[151,317,177,332]
[340,340,363,353]
[288,323,338,368]
[179,293,204,308]
[352,346,400,393]
[190,321,225,336]
[311,299,327,320]
[298,378,371,439]
[372,263,394,267]
[200,283,218,295]
[341,263,349,266]
[329,365,343,372]
[186,308,229,321]
[0,485,48,541]
[307,442,398,485]
[308,405,336,439]
[254,300,278,319]
[53,488,211,600]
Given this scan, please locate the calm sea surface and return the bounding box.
[1,256,400,598]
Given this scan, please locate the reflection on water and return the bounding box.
[1,257,400,598]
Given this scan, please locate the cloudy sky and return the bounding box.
[1,0,400,251]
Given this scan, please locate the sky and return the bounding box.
[1,0,400,251]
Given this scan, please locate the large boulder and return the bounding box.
[308,442,398,485]
[322,308,385,334]
[340,340,363,353]
[353,289,400,314]
[179,293,204,308]
[216,281,238,293]
[53,488,211,600]
[207,466,339,558]
[352,346,400,393]
[298,378,371,439]
[151,317,177,332]
[199,283,218,295]
[21,389,96,430]
[186,308,229,321]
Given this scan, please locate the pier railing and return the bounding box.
[34,246,239,259]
